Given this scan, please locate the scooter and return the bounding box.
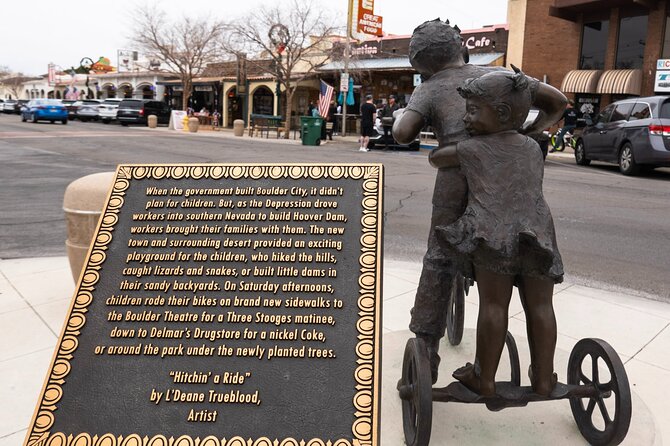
[368,116,420,151]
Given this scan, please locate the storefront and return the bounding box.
[508,0,669,111]
[92,71,172,100]
[318,25,508,113]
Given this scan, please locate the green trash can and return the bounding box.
[300,116,323,146]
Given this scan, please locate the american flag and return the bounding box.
[318,80,334,118]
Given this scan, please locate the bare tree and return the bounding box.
[2,74,28,100]
[130,4,226,110]
[224,0,338,137]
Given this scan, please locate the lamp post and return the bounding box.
[269,23,289,117]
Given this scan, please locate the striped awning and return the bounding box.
[560,70,603,93]
[596,69,642,95]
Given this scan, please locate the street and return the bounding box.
[1,113,669,300]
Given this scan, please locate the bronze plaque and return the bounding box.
[26,164,383,446]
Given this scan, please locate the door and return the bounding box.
[597,102,634,160]
[583,104,614,158]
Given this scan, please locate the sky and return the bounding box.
[1,0,508,76]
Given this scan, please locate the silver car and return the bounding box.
[74,99,101,122]
[575,96,670,175]
[99,98,123,123]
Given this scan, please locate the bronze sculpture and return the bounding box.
[393,18,566,384]
[395,19,632,446]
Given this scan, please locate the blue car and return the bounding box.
[21,99,68,124]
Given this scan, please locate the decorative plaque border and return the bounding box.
[25,164,383,446]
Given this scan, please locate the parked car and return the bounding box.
[98,98,124,123]
[74,99,101,121]
[2,100,17,114]
[15,99,30,114]
[574,96,670,175]
[117,99,171,126]
[0,99,5,112]
[20,99,68,124]
[62,100,78,119]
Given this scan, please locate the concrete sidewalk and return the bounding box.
[1,257,668,445]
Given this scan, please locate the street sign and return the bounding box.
[413,74,422,87]
[340,73,350,92]
[358,13,383,36]
[654,60,670,92]
[356,0,383,36]
[348,0,382,40]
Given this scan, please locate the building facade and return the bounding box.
[317,25,509,120]
[508,0,669,114]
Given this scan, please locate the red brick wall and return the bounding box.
[519,0,669,101]
[643,1,668,96]
[520,0,582,95]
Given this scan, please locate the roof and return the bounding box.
[318,53,505,71]
[201,59,276,78]
[157,77,222,86]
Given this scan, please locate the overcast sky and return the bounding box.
[1,0,508,76]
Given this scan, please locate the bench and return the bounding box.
[249,114,284,138]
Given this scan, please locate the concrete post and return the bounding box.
[147,114,157,128]
[188,117,199,133]
[233,119,245,136]
[63,172,115,282]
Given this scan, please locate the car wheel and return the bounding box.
[62,119,68,125]
[619,142,640,176]
[121,122,129,127]
[102,119,109,124]
[574,140,591,166]
[21,115,26,122]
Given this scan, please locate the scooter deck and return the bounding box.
[432,381,598,411]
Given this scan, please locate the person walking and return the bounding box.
[359,94,377,152]
[551,100,578,152]
[381,95,400,147]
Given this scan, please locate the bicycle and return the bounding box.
[549,127,577,152]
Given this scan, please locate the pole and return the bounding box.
[342,0,353,137]
[276,54,282,117]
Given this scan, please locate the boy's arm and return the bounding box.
[521,82,567,135]
[392,109,424,144]
[429,144,459,168]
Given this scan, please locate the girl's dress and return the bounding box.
[437,131,564,283]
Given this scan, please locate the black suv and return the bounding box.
[117,99,171,126]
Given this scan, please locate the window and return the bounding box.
[252,86,274,115]
[629,103,651,121]
[611,102,635,121]
[597,104,615,124]
[580,21,609,69]
[663,16,670,58]
[659,100,670,118]
[616,15,648,69]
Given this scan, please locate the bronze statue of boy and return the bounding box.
[393,19,567,385]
